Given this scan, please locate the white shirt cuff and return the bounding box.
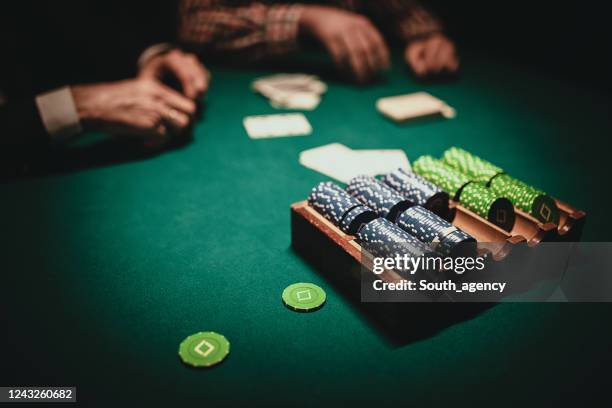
[35,86,82,141]
[137,43,175,69]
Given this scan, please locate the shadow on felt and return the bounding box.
[0,107,206,182]
[288,239,492,348]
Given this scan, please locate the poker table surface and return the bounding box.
[2,52,612,407]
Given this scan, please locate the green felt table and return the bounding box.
[1,53,612,407]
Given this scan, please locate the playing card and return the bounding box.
[252,73,327,111]
[243,113,312,139]
[269,92,321,110]
[299,143,411,183]
[299,143,361,183]
[350,149,411,176]
[253,73,327,94]
[376,92,456,122]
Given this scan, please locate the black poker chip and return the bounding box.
[397,205,476,257]
[382,168,450,219]
[340,205,378,235]
[357,218,439,273]
[308,181,376,235]
[346,175,412,222]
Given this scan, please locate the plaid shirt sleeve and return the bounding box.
[396,1,442,41]
[354,0,443,42]
[178,0,304,60]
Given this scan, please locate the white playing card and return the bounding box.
[299,143,411,183]
[376,92,456,122]
[253,73,327,94]
[252,73,326,111]
[244,113,312,139]
[350,149,411,176]
[269,92,321,110]
[299,143,359,183]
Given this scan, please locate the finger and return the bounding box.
[341,33,369,83]
[325,36,349,70]
[354,29,380,79]
[137,64,156,79]
[145,99,190,135]
[434,44,457,72]
[153,83,196,115]
[120,113,167,138]
[406,43,426,76]
[167,108,190,129]
[442,44,460,72]
[131,101,183,137]
[423,39,444,73]
[363,22,390,70]
[187,55,210,96]
[165,56,198,99]
[178,54,210,98]
[151,105,190,133]
[429,40,448,73]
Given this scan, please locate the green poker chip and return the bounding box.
[415,148,560,227]
[459,182,515,231]
[490,174,560,224]
[413,155,470,199]
[178,331,230,368]
[442,146,503,184]
[282,283,326,312]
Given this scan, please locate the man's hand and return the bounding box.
[404,33,459,77]
[300,5,390,83]
[139,49,210,99]
[71,78,196,143]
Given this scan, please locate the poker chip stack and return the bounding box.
[442,146,503,183]
[413,154,516,231]
[412,156,471,200]
[442,146,560,224]
[308,181,377,235]
[346,175,412,222]
[489,174,560,224]
[381,168,450,219]
[397,205,476,257]
[458,183,515,231]
[357,217,434,262]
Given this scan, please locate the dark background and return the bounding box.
[2,1,609,93]
[431,0,611,92]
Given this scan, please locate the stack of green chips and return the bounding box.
[442,147,503,183]
[459,183,515,231]
[413,155,471,200]
[442,146,560,225]
[490,174,559,224]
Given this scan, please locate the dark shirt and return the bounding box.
[0,0,177,146]
[0,1,177,175]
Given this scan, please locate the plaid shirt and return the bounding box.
[179,0,442,60]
